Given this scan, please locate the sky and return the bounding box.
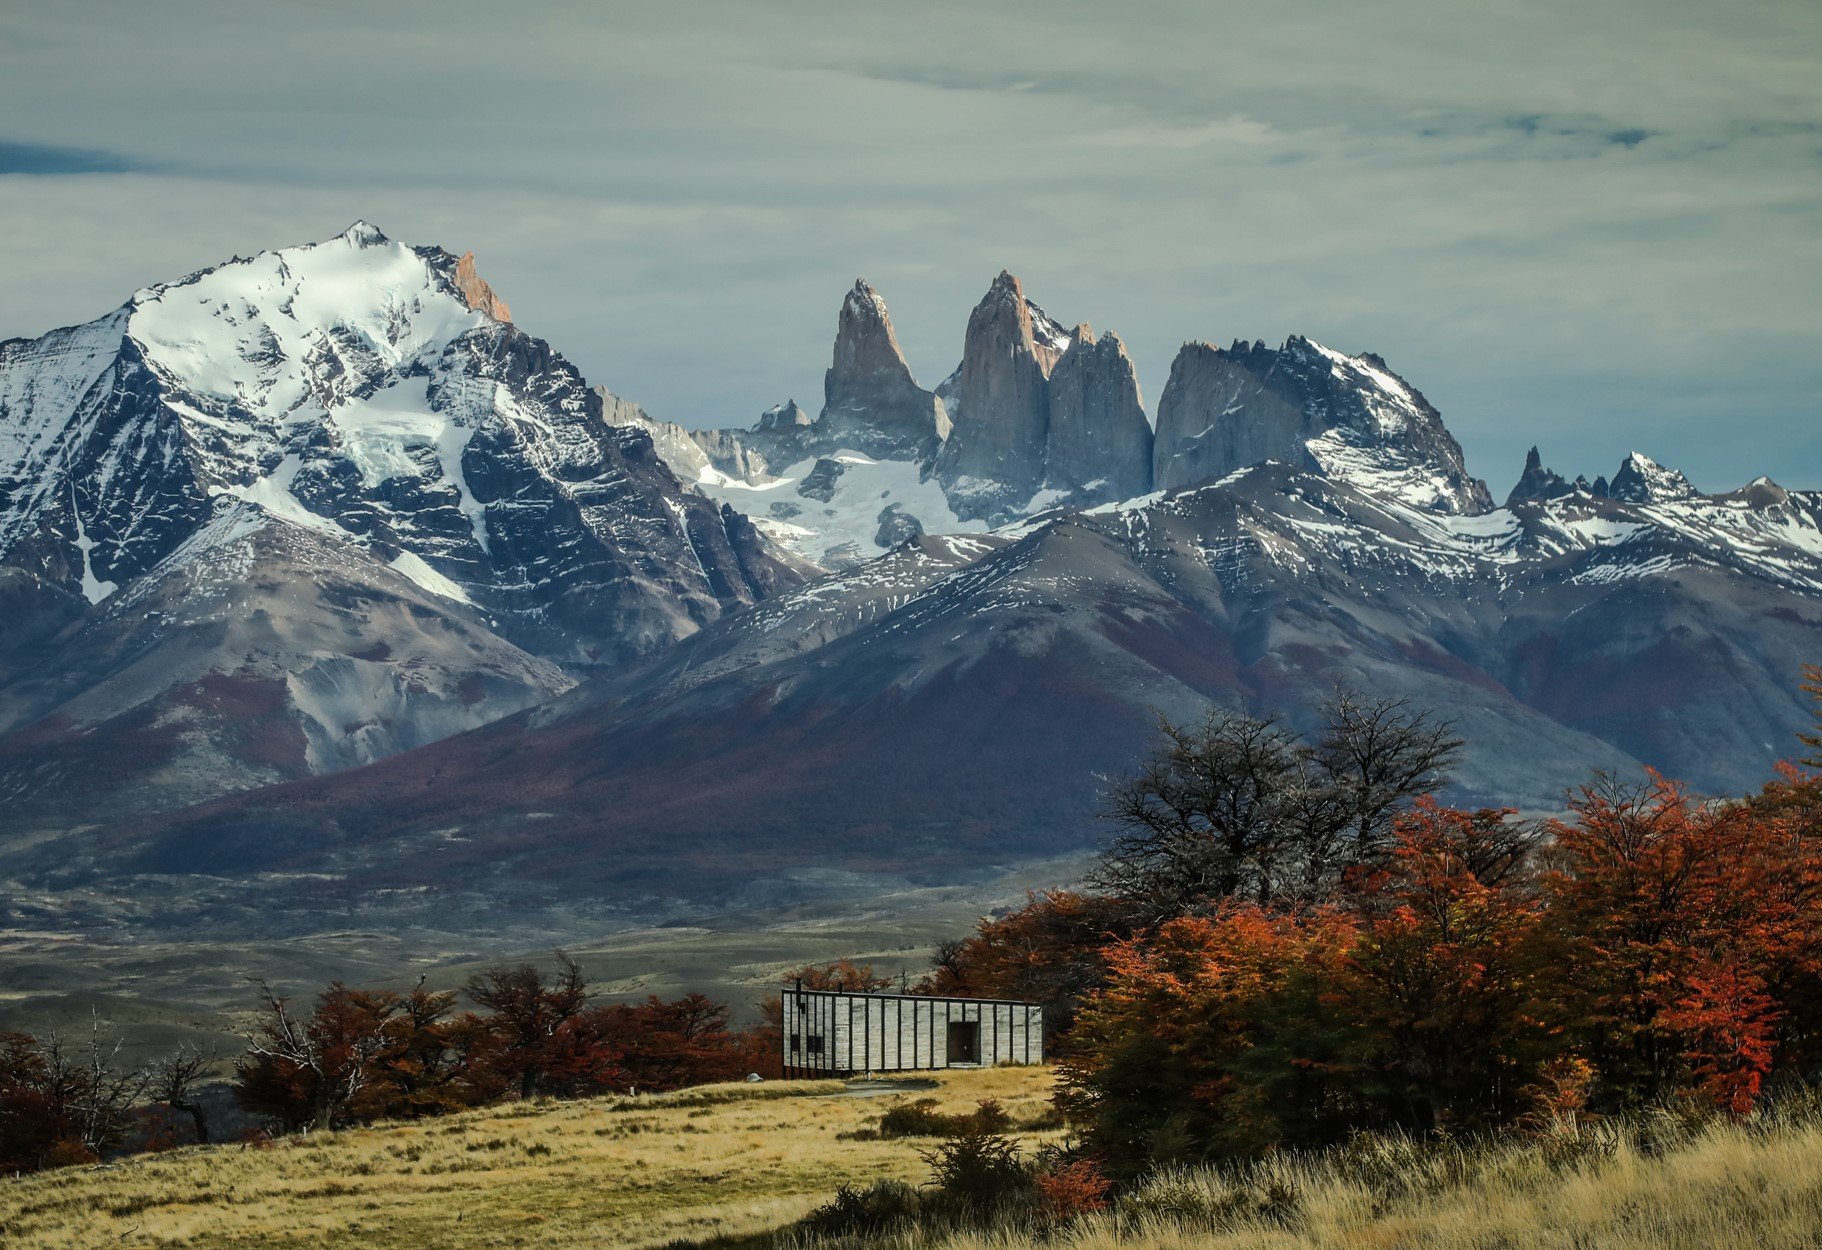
[1,0,1818,494]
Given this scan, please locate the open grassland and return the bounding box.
[11,1066,1822,1250]
[0,1066,1059,1249]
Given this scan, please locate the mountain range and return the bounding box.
[2,225,1818,920]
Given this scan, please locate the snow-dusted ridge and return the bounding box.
[0,222,787,662]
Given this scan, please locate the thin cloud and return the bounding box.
[0,141,149,176]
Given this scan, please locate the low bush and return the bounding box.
[875,1098,1010,1140]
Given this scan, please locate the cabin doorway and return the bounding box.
[946,1020,981,1065]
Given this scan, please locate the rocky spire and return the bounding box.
[1043,324,1152,505]
[935,271,1054,519]
[816,280,947,459]
[1506,446,1574,506]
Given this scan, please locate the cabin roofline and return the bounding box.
[785,987,1040,1008]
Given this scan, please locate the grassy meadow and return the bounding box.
[9,1063,1822,1249]
[0,1066,1060,1249]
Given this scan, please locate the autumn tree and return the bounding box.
[1061,801,1558,1170]
[1546,771,1822,1113]
[1320,801,1551,1131]
[0,1032,76,1172]
[590,993,764,1092]
[464,952,610,1099]
[234,981,403,1131]
[917,891,1134,1046]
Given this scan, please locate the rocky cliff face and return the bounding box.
[451,251,512,323]
[633,275,1510,565]
[816,280,949,461]
[934,272,1058,520]
[1153,336,1490,514]
[1042,325,1153,507]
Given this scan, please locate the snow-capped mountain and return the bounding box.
[5,227,1822,920]
[0,223,799,819]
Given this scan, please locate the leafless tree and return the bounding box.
[1095,693,1462,917]
[150,1044,215,1144]
[242,979,395,1131]
[40,1013,151,1156]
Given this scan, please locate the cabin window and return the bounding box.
[806,1035,825,1055]
[789,1034,802,1053]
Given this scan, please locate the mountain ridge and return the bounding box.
[1,224,1819,926]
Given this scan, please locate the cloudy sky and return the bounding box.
[2,0,1817,492]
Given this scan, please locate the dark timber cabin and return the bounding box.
[780,983,1044,1078]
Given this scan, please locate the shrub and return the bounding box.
[797,1180,922,1239]
[1034,1157,1111,1220]
[919,1127,1030,1212]
[876,1097,1010,1140]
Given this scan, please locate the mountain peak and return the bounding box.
[1610,451,1698,503]
[819,278,946,458]
[756,398,812,433]
[842,278,887,317]
[1507,445,1575,506]
[1154,336,1490,513]
[337,220,389,247]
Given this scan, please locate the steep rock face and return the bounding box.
[816,280,948,461]
[935,272,1057,520]
[451,251,512,322]
[1042,324,1153,507]
[1153,336,1490,514]
[1507,447,1576,505]
[1153,341,1307,491]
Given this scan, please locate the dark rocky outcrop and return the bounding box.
[1609,452,1698,504]
[797,457,846,503]
[1506,447,1576,505]
[874,503,924,547]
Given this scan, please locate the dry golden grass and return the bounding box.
[927,1106,1822,1250]
[0,1066,1061,1249]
